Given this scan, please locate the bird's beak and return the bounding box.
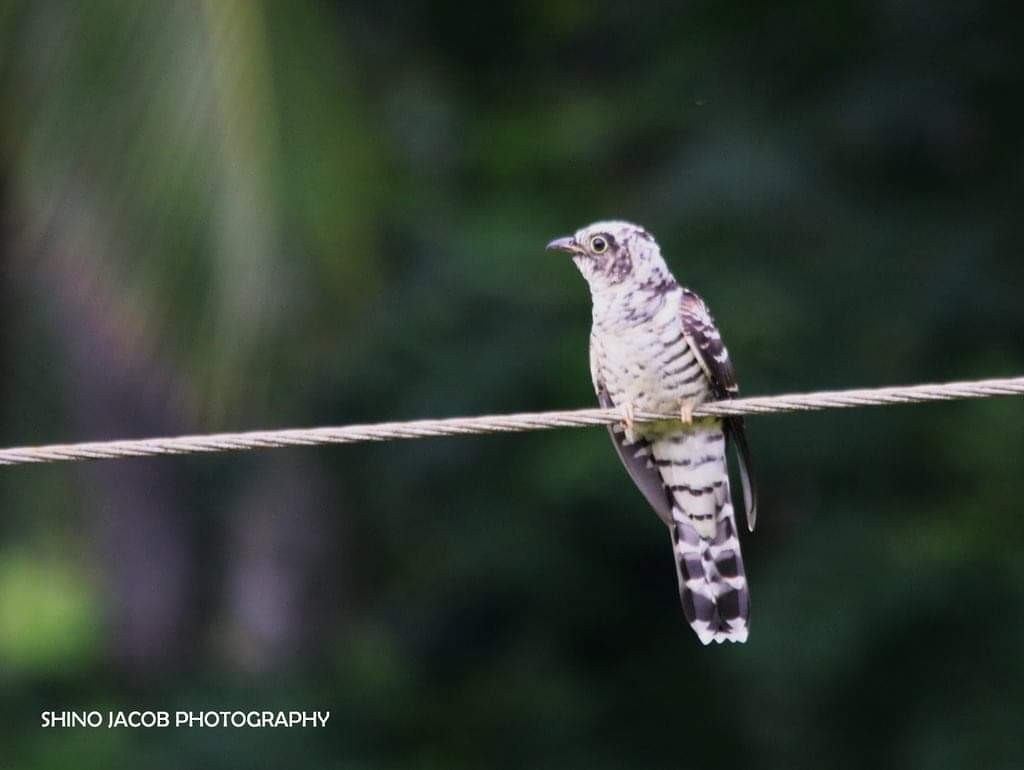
[546,236,579,255]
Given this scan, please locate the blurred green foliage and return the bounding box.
[1,1,1023,768]
[0,550,101,672]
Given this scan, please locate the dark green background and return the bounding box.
[1,1,1022,767]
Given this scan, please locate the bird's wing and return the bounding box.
[596,386,674,527]
[590,336,674,527]
[679,289,758,531]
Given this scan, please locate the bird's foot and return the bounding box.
[679,402,695,425]
[620,402,636,432]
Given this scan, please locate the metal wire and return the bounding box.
[1,375,1022,467]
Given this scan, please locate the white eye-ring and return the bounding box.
[590,235,609,254]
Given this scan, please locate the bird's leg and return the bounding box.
[679,401,695,425]
[618,402,638,444]
[620,402,636,431]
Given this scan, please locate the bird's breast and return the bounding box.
[594,318,708,417]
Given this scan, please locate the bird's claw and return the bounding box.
[679,402,695,425]
[620,403,636,431]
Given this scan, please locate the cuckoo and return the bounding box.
[548,221,757,644]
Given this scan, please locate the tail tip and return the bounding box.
[695,622,749,645]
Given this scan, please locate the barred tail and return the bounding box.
[652,422,749,644]
[671,504,749,644]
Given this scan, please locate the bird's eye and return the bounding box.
[590,236,608,254]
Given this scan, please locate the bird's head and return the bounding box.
[546,220,669,292]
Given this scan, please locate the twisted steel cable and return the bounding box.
[1,376,1022,467]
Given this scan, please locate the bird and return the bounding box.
[548,221,757,644]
